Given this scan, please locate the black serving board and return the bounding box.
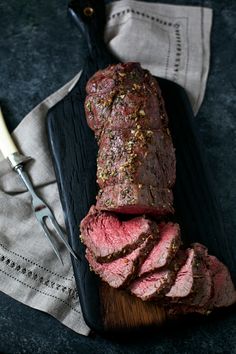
[46,0,235,333]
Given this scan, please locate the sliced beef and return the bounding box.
[97,129,175,188]
[165,255,236,316]
[96,184,174,216]
[184,266,212,307]
[80,206,158,262]
[85,234,157,289]
[165,243,210,306]
[165,268,212,313]
[129,269,175,302]
[165,304,210,317]
[160,243,212,315]
[207,255,236,308]
[128,250,186,301]
[138,222,181,277]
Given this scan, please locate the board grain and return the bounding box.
[99,283,166,330]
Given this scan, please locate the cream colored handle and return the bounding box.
[0,107,18,158]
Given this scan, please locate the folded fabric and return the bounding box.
[0,1,212,335]
[105,0,212,114]
[0,73,90,335]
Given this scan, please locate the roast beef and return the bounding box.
[96,184,173,216]
[85,62,168,135]
[128,250,186,301]
[207,255,236,308]
[85,234,157,289]
[82,63,236,316]
[97,129,175,188]
[138,222,181,277]
[165,254,236,316]
[165,266,212,312]
[84,62,175,216]
[80,206,158,262]
[165,304,210,317]
[165,243,211,307]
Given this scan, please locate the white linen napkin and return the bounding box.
[0,1,212,335]
[105,0,212,114]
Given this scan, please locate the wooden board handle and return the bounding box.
[68,0,106,44]
[100,283,167,331]
[0,107,18,158]
[68,0,114,64]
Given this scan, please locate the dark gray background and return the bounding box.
[0,0,236,353]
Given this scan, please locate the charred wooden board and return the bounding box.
[46,0,235,334]
[46,58,233,332]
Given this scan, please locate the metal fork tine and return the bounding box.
[49,216,78,261]
[12,164,77,264]
[40,221,64,266]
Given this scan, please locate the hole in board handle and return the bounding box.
[83,7,94,17]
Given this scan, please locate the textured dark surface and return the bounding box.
[0,0,236,353]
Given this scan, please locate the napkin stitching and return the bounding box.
[0,242,74,281]
[0,268,81,314]
[108,7,177,24]
[107,8,185,81]
[174,23,183,82]
[0,253,78,299]
[183,17,189,88]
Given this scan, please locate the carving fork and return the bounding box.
[0,107,78,265]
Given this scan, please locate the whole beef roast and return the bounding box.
[84,62,175,216]
[80,206,158,262]
[96,184,173,216]
[85,62,168,134]
[97,129,175,188]
[138,222,181,277]
[85,233,157,289]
